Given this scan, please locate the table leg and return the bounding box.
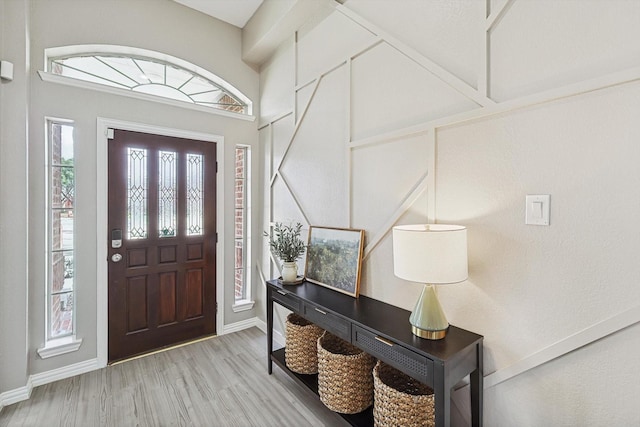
[470,341,483,426]
[433,367,450,427]
[267,287,273,374]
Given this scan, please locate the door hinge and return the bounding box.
[216,161,218,173]
[216,232,218,243]
[216,302,218,314]
[106,128,114,139]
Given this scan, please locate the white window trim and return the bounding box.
[41,117,81,357]
[232,300,255,313]
[37,336,83,359]
[233,145,253,307]
[39,72,255,122]
[39,44,255,121]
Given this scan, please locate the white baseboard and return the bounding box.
[0,358,99,413]
[31,358,100,387]
[254,318,267,334]
[0,377,33,410]
[222,317,260,334]
[0,318,286,414]
[253,318,285,347]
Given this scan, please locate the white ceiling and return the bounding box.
[173,0,264,28]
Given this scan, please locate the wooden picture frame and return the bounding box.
[304,226,365,297]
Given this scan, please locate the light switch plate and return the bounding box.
[0,61,14,81]
[525,195,550,225]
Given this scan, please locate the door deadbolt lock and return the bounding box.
[111,253,123,263]
[111,229,123,248]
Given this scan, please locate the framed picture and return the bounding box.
[304,226,365,297]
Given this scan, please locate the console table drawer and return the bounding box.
[352,325,433,385]
[302,302,351,340]
[272,289,301,313]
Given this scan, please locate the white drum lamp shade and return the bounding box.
[392,224,468,339]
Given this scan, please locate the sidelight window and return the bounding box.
[47,120,76,340]
[233,146,252,306]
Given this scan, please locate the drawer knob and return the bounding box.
[314,307,327,315]
[276,290,287,296]
[374,335,395,347]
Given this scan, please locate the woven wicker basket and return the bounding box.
[373,361,435,427]
[317,332,376,414]
[285,313,324,374]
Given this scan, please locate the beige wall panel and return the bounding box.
[272,176,306,227]
[259,126,272,273]
[259,37,295,123]
[351,42,477,141]
[436,82,640,372]
[280,66,348,227]
[345,0,482,89]
[297,10,376,85]
[295,83,315,120]
[359,191,429,305]
[484,322,640,426]
[258,2,640,424]
[490,0,640,101]
[351,133,428,236]
[271,113,295,175]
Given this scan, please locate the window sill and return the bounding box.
[38,72,255,122]
[37,336,83,359]
[232,300,255,313]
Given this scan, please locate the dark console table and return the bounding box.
[266,279,483,427]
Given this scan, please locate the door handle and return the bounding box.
[111,253,123,263]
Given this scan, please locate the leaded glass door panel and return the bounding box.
[108,129,216,362]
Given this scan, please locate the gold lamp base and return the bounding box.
[411,325,447,340]
[409,284,449,340]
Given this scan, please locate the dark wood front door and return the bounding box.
[108,129,216,362]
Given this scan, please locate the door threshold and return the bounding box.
[108,333,217,365]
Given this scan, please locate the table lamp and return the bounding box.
[392,224,468,340]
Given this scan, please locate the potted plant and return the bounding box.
[265,222,306,283]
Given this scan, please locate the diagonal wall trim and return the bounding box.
[273,171,312,226]
[484,304,640,389]
[270,77,322,185]
[350,66,640,151]
[296,59,347,92]
[335,4,495,107]
[258,110,293,131]
[363,170,429,260]
[486,0,517,32]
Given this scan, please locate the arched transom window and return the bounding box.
[42,45,252,117]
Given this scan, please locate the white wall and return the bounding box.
[1,0,259,396]
[257,0,640,425]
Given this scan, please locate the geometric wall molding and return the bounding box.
[484,304,640,389]
[260,3,640,425]
[336,4,494,108]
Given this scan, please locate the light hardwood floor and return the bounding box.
[0,328,346,427]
